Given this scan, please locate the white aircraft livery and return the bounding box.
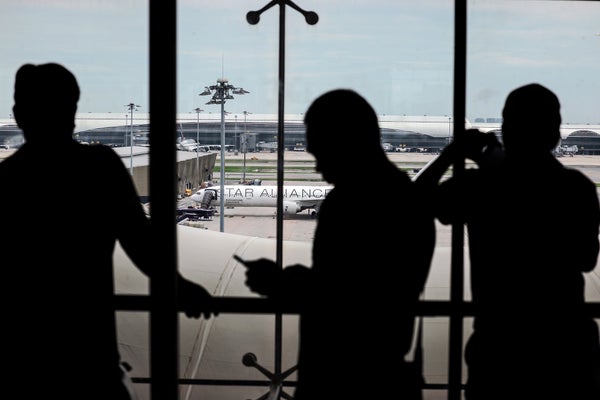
[190,184,333,215]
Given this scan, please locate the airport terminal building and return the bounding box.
[2,113,599,154]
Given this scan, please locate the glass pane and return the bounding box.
[176,1,455,399]
[467,1,600,399]
[0,0,152,396]
[0,0,150,190]
[467,0,600,299]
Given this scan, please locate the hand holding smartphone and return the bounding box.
[235,255,280,296]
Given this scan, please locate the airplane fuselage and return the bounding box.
[191,184,333,215]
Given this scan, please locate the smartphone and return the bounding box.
[233,254,247,265]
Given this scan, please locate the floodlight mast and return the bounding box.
[200,78,248,232]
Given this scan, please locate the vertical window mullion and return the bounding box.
[149,0,179,399]
[448,1,467,400]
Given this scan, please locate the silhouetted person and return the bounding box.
[416,83,600,400]
[0,63,216,399]
[243,89,435,400]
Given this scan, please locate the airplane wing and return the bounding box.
[114,225,312,400]
[113,221,462,400]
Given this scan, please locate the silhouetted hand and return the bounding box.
[456,129,501,163]
[440,129,503,169]
[243,258,282,297]
[178,277,219,319]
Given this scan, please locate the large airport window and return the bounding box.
[175,1,457,398]
[1,2,598,400]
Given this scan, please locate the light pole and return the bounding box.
[125,103,140,175]
[447,115,452,148]
[124,114,128,147]
[242,110,252,183]
[200,78,249,232]
[234,114,238,155]
[193,107,203,186]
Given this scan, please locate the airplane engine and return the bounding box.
[200,189,216,208]
[283,200,301,214]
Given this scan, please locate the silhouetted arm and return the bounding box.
[415,130,502,188]
[414,141,458,188]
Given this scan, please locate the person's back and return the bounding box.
[245,89,435,400]
[420,83,600,399]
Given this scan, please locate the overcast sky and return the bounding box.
[1,0,598,123]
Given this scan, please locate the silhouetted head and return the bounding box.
[13,63,80,144]
[304,89,384,184]
[501,83,561,157]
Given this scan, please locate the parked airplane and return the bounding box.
[190,184,333,216]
